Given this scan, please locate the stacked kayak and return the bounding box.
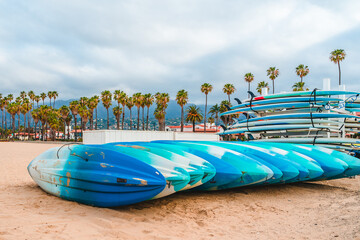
[28,141,360,207]
[219,90,360,151]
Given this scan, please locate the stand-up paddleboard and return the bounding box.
[27,145,167,207]
[246,90,360,101]
[220,124,340,135]
[229,119,340,129]
[91,144,191,199]
[254,138,360,145]
[107,142,215,190]
[191,141,305,183]
[221,102,327,116]
[230,97,342,110]
[155,141,274,189]
[235,113,359,125]
[250,142,347,180]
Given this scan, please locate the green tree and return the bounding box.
[40,93,47,105]
[330,49,346,86]
[244,73,254,97]
[176,90,188,132]
[143,93,154,130]
[223,83,236,103]
[292,82,308,92]
[69,101,80,141]
[133,92,143,130]
[126,97,134,130]
[201,83,213,133]
[59,105,70,140]
[295,64,309,83]
[256,81,270,95]
[209,104,220,128]
[267,67,279,94]
[113,106,123,130]
[101,90,112,129]
[185,105,203,132]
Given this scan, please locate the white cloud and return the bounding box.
[0,0,359,103]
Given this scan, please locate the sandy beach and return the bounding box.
[0,142,359,240]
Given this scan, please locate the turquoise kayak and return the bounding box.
[156,141,274,189]
[252,143,347,180]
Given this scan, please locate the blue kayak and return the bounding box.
[28,145,166,207]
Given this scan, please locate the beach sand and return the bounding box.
[0,142,359,240]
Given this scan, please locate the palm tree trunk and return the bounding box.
[146,107,149,130]
[107,108,109,129]
[4,110,7,131]
[338,62,341,86]
[122,105,125,130]
[137,107,140,130]
[95,107,98,130]
[12,116,15,141]
[142,107,145,131]
[301,76,303,83]
[23,113,26,141]
[248,82,250,97]
[204,94,207,133]
[81,117,83,139]
[192,120,195,132]
[34,122,37,140]
[63,121,66,140]
[17,114,20,132]
[74,116,77,142]
[67,124,70,140]
[116,116,120,130]
[180,106,184,132]
[129,108,132,130]
[272,80,275,94]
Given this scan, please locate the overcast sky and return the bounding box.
[1,0,360,104]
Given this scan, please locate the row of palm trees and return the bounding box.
[0,49,347,140]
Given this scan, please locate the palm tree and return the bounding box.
[69,100,79,141]
[292,82,307,92]
[59,105,70,140]
[113,106,122,130]
[20,91,27,100]
[4,95,13,131]
[186,105,203,132]
[176,90,188,132]
[154,93,170,131]
[47,91,53,106]
[330,49,346,86]
[101,90,112,129]
[244,73,254,97]
[78,105,89,138]
[34,95,40,108]
[267,67,279,94]
[87,96,98,130]
[126,97,134,130]
[223,83,236,103]
[40,93,47,105]
[209,104,220,128]
[38,105,50,141]
[31,109,40,140]
[143,93,153,130]
[6,102,18,140]
[295,64,309,83]
[116,91,128,130]
[28,91,35,108]
[201,83,213,133]
[52,91,58,107]
[256,81,270,95]
[21,99,32,139]
[0,98,4,132]
[132,93,143,130]
[65,115,72,140]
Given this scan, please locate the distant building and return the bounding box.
[166,123,222,133]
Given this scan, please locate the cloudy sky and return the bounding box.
[1,0,360,104]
